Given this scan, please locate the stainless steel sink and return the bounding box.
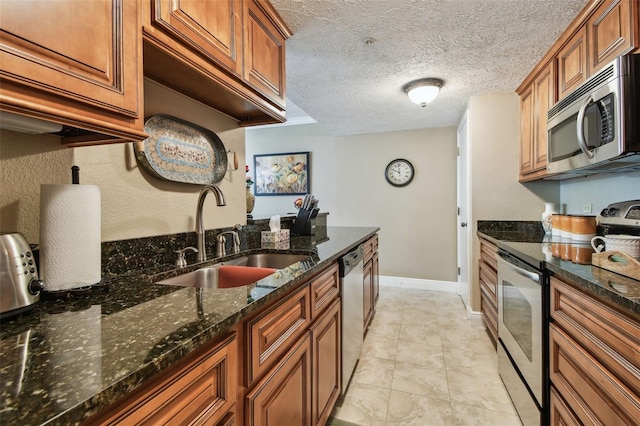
[223,253,310,269]
[157,264,277,289]
[155,253,311,289]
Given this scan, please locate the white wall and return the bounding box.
[0,80,247,243]
[246,124,458,282]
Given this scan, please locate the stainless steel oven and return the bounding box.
[497,250,547,426]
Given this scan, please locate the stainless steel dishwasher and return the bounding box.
[339,244,364,395]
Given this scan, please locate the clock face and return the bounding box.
[385,159,414,187]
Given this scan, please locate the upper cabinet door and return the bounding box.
[557,26,588,100]
[148,0,243,75]
[0,0,144,140]
[244,0,288,109]
[587,0,635,75]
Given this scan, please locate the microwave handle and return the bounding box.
[576,95,595,159]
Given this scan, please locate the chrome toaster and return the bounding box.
[1,232,44,319]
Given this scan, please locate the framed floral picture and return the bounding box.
[253,152,310,195]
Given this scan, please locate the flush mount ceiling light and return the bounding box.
[403,78,444,107]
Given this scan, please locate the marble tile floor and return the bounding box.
[327,284,521,426]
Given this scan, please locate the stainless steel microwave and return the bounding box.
[546,54,640,178]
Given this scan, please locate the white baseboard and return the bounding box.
[467,306,485,327]
[380,275,485,328]
[379,275,458,292]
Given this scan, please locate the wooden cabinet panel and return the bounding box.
[533,62,554,171]
[550,386,581,426]
[519,84,535,175]
[0,0,145,142]
[363,259,373,331]
[87,333,237,426]
[309,263,340,320]
[245,285,311,386]
[243,0,287,108]
[557,26,588,100]
[478,237,498,347]
[479,239,498,270]
[311,299,341,426]
[245,333,312,426]
[519,61,555,179]
[587,0,635,75]
[148,0,242,75]
[372,252,379,306]
[550,277,640,395]
[550,323,640,425]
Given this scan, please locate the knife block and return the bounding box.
[292,208,319,235]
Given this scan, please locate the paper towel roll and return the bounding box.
[40,184,101,291]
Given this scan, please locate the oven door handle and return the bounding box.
[576,95,595,159]
[499,256,540,283]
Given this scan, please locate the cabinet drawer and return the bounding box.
[550,323,640,425]
[309,263,340,320]
[245,285,311,386]
[479,239,498,271]
[89,333,237,426]
[363,237,375,264]
[550,385,580,426]
[480,285,498,343]
[550,277,640,395]
[479,262,497,299]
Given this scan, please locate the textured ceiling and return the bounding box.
[270,0,589,136]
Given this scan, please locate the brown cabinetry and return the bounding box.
[587,0,637,75]
[85,333,238,425]
[243,0,287,108]
[557,26,588,99]
[478,238,498,347]
[310,298,341,426]
[245,285,311,386]
[516,0,640,181]
[244,261,342,426]
[142,0,291,127]
[549,276,640,425]
[363,235,379,332]
[0,0,146,144]
[518,61,555,180]
[245,333,312,426]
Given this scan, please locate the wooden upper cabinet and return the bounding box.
[557,26,588,99]
[587,0,636,75]
[147,0,243,76]
[519,85,535,176]
[0,0,145,143]
[142,0,291,126]
[533,62,554,172]
[244,0,288,109]
[518,61,555,179]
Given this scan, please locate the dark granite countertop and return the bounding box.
[478,229,640,317]
[0,226,378,426]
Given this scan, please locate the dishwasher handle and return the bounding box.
[339,245,364,277]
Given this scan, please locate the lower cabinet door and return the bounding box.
[311,299,341,426]
[245,332,312,426]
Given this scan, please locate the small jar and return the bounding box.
[570,215,596,241]
[560,215,572,239]
[551,214,562,237]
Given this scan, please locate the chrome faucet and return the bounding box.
[195,185,226,262]
[216,224,242,258]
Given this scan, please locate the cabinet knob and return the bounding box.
[460,222,467,227]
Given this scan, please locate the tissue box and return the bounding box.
[261,229,290,249]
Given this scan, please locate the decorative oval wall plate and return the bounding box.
[134,115,228,185]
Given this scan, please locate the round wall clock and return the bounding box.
[385,158,414,187]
